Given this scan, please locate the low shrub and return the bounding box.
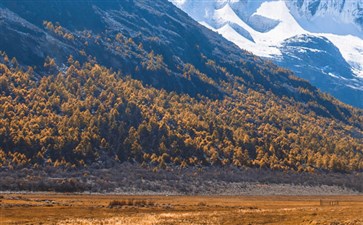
[108,199,155,208]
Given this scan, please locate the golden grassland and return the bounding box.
[1,193,363,224]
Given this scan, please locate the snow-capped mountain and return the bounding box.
[287,0,363,35]
[170,0,363,108]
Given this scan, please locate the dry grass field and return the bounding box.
[1,193,363,224]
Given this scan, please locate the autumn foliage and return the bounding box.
[0,52,362,172]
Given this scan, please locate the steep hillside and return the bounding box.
[1,55,363,172]
[0,0,362,172]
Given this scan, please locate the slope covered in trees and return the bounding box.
[0,0,362,174]
[0,53,362,172]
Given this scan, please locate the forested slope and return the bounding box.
[0,53,362,172]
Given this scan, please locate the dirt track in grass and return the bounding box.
[1,193,363,224]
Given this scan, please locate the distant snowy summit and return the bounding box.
[170,0,363,108]
[172,0,362,35]
[287,0,363,34]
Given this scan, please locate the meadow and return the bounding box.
[1,193,363,224]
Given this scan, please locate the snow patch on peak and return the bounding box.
[324,34,363,78]
[171,0,187,8]
[252,1,306,42]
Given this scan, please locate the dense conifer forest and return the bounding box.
[0,52,362,173]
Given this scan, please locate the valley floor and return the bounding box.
[1,193,363,224]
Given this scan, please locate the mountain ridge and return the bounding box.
[170,0,363,108]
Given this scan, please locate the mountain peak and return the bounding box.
[169,0,363,108]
